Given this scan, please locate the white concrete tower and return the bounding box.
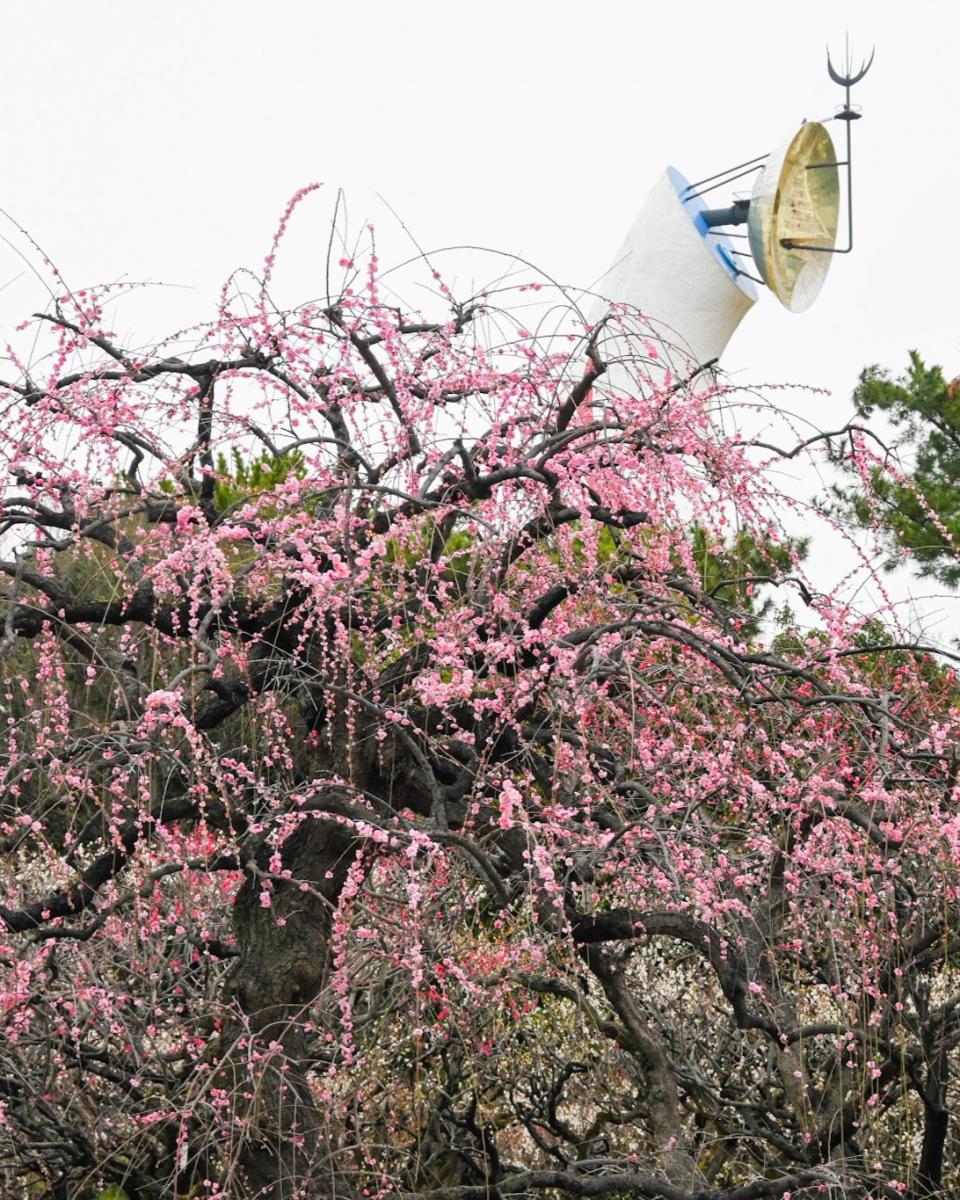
[592,166,757,367]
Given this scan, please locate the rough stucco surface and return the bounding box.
[594,170,756,366]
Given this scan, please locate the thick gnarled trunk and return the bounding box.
[228,818,357,1197]
[582,946,705,1191]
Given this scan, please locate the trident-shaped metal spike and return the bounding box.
[827,40,876,89]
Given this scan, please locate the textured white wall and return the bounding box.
[592,169,757,368]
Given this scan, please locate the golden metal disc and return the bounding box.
[747,122,840,313]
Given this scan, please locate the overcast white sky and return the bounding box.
[0,0,956,635]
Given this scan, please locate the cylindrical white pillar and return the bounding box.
[591,167,757,367]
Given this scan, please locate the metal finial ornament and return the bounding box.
[827,37,876,91]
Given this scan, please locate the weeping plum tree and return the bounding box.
[0,187,958,1200]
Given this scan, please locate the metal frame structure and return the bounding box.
[679,42,874,271]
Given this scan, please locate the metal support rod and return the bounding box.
[784,100,854,253]
[682,162,765,202]
[680,153,768,196]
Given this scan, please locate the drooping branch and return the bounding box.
[398,1159,833,1198]
[572,909,781,1040]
